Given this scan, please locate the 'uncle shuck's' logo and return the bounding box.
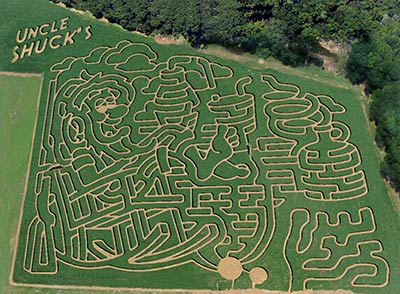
[11,17,92,63]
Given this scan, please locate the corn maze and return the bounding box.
[13,40,390,292]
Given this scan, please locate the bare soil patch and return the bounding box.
[154,35,185,45]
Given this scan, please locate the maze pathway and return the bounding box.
[13,40,390,292]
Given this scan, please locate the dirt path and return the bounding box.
[217,290,354,294]
[0,71,41,77]
[154,35,185,45]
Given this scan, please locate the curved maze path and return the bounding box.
[15,40,389,292]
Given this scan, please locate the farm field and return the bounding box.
[0,73,41,293]
[0,0,399,293]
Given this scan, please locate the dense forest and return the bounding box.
[52,0,400,191]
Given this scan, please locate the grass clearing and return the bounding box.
[199,44,353,90]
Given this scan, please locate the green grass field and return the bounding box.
[0,74,41,293]
[1,0,399,293]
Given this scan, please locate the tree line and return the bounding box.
[54,0,396,64]
[52,0,400,191]
[347,18,400,191]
